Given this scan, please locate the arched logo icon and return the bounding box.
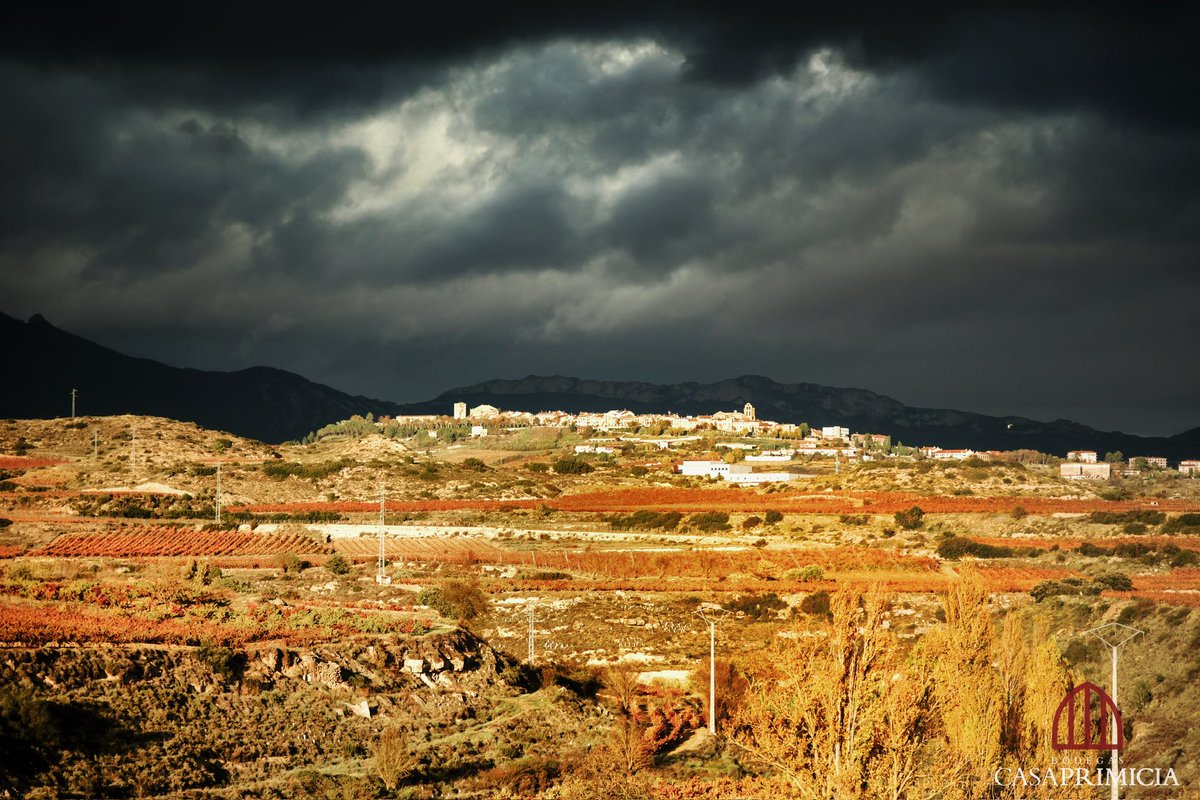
[1052,681,1123,751]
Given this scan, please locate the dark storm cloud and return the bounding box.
[1,4,1198,435]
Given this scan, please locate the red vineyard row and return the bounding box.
[230,488,1200,516]
[0,456,68,469]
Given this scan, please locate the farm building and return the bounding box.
[1067,450,1098,463]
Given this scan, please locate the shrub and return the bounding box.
[552,457,594,475]
[1031,578,1098,602]
[526,462,549,473]
[1117,598,1156,624]
[1088,510,1166,526]
[326,554,352,575]
[799,591,832,617]
[418,580,489,621]
[195,641,244,684]
[894,506,925,530]
[764,510,783,525]
[722,592,787,621]
[784,565,825,582]
[1091,572,1134,591]
[629,466,649,477]
[461,457,487,472]
[688,512,731,532]
[1164,513,1200,535]
[937,536,1013,560]
[741,516,762,531]
[0,518,11,528]
[1011,505,1028,519]
[609,511,683,531]
[277,553,308,574]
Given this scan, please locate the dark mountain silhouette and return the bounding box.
[4,313,1196,459]
[399,375,1199,462]
[1,312,401,443]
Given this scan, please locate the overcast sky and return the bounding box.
[1,5,1197,435]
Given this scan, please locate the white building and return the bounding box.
[1067,450,1098,463]
[822,426,851,440]
[574,444,616,454]
[470,425,488,438]
[932,449,975,461]
[1060,462,1111,479]
[1131,456,1168,469]
[678,460,794,483]
[1180,460,1200,475]
[469,404,500,419]
[452,402,467,420]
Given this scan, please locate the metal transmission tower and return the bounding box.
[375,482,391,585]
[1081,622,1143,800]
[70,389,77,418]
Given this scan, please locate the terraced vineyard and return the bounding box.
[30,526,333,557]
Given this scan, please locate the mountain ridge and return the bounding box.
[4,312,1196,457]
[1,312,402,443]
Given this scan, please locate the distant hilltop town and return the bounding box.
[363,402,1199,485]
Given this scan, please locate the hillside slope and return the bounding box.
[1,312,401,443]
[405,374,1198,459]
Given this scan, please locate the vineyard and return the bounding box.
[230,488,1200,516]
[0,456,68,469]
[333,536,509,562]
[30,526,333,557]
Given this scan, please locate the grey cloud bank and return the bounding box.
[1,5,1197,436]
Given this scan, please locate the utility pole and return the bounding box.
[375,482,390,585]
[70,388,77,418]
[527,600,537,663]
[92,431,98,460]
[215,461,222,526]
[834,450,840,474]
[130,424,137,477]
[1082,622,1143,800]
[694,607,728,735]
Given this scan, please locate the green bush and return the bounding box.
[326,554,352,575]
[764,510,783,525]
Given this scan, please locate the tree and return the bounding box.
[373,727,414,791]
[1104,451,1124,463]
[690,657,749,726]
[765,510,784,525]
[602,662,641,715]
[731,587,929,799]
